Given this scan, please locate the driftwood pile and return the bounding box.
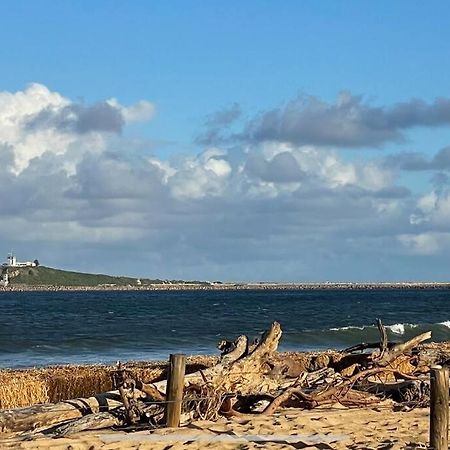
[0,320,447,438]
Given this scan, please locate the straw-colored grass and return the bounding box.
[0,372,49,409]
[0,356,218,409]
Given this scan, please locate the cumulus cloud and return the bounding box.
[244,92,450,148]
[0,83,155,173]
[26,101,125,134]
[2,83,450,281]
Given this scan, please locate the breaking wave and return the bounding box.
[284,321,450,351]
[328,323,419,335]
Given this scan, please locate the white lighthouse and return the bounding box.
[7,253,16,267]
[2,253,36,268]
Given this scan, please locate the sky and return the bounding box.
[1,1,450,281]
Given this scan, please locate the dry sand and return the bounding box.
[0,406,430,449]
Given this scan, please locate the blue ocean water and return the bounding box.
[1,289,450,368]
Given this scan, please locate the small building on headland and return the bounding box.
[2,253,37,268]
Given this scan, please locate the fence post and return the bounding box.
[430,365,449,450]
[164,353,186,427]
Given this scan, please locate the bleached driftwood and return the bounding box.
[0,320,438,435]
[0,394,124,432]
[53,411,122,436]
[374,331,432,367]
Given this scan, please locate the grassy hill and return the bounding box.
[5,266,161,287]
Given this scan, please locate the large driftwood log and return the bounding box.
[335,324,432,375]
[145,321,283,396]
[0,393,124,432]
[373,331,432,367]
[230,322,433,417]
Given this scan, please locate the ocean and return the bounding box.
[1,289,450,368]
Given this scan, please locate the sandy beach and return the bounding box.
[0,405,429,449]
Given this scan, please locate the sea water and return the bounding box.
[1,289,450,368]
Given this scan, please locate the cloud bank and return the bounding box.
[1,84,450,281]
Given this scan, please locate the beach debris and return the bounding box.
[110,362,142,425]
[0,319,440,438]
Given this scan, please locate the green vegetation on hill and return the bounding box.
[1,265,210,287]
[7,266,144,286]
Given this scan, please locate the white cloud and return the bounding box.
[0,84,155,174]
[2,83,450,281]
[155,148,233,199]
[108,98,156,123]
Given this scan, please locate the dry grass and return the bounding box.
[0,372,48,409]
[0,356,218,409]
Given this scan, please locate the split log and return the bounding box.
[0,393,124,433]
[53,411,123,436]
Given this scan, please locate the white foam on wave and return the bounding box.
[329,323,420,335]
[386,323,420,334]
[329,326,365,331]
[325,321,450,338]
[386,323,405,335]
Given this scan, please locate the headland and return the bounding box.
[1,254,449,291]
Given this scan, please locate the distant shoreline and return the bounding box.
[2,281,450,292]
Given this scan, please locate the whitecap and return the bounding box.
[387,323,405,335]
[329,326,365,331]
[439,321,450,329]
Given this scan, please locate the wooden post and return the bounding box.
[164,353,186,428]
[430,365,449,450]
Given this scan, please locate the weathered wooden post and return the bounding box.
[164,353,186,427]
[430,365,449,450]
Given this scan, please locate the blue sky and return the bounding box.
[3,1,450,146]
[1,2,450,281]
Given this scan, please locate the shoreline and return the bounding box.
[2,281,450,292]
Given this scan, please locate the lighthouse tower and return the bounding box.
[7,253,16,267]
